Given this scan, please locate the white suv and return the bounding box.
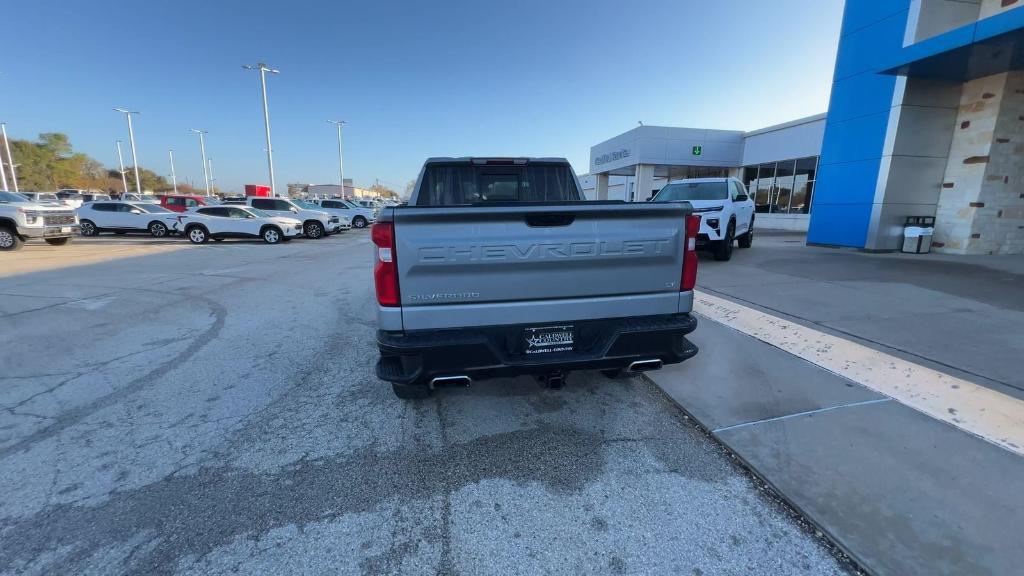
[313,199,375,229]
[0,191,79,250]
[652,177,755,261]
[246,197,340,239]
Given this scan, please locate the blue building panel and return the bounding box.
[839,0,909,37]
[810,0,909,248]
[807,203,873,248]
[826,72,899,124]
[974,5,1024,41]
[813,159,882,206]
[818,111,891,166]
[834,11,911,81]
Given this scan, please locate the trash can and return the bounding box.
[901,216,935,254]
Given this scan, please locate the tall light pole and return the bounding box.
[243,62,280,196]
[113,109,142,194]
[327,120,347,198]
[115,141,129,195]
[207,157,215,193]
[168,149,178,194]
[1,123,19,193]
[189,129,210,196]
[0,128,8,191]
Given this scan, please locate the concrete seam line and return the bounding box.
[693,289,1024,457]
[712,398,892,434]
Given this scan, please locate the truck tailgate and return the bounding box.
[390,202,691,330]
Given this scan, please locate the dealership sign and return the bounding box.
[594,148,631,166]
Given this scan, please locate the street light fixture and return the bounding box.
[327,120,347,198]
[243,62,280,196]
[189,129,211,196]
[113,109,143,194]
[169,149,178,194]
[115,140,129,195]
[1,123,19,193]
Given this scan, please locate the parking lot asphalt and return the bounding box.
[0,235,855,576]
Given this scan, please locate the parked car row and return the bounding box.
[75,197,355,244]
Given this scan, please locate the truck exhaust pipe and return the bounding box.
[430,375,471,389]
[627,359,663,373]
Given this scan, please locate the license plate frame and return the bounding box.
[522,325,575,355]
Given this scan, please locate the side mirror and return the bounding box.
[290,207,299,213]
[734,194,749,202]
[131,209,143,214]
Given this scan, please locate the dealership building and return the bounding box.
[583,0,1024,254]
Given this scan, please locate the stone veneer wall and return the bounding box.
[934,71,1024,254]
[980,0,1022,19]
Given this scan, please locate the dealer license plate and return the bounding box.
[523,325,575,355]
[61,227,71,233]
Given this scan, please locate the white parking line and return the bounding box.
[694,291,1024,457]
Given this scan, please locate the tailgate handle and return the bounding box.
[525,213,575,227]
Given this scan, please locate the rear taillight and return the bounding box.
[681,214,699,292]
[371,222,400,306]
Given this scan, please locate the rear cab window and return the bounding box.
[415,160,582,206]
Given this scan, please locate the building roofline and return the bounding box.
[742,113,827,137]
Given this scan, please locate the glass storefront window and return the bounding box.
[773,160,795,213]
[754,163,774,213]
[740,156,817,214]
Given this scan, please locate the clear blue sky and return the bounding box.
[3,0,844,194]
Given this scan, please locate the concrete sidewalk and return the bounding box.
[696,231,1024,398]
[648,235,1024,576]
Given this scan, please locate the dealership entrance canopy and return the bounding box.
[808,0,1024,254]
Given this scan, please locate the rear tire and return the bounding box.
[392,382,430,400]
[148,221,168,238]
[186,225,209,244]
[304,221,325,239]
[0,226,23,251]
[45,237,72,246]
[738,218,754,249]
[79,220,98,236]
[714,221,735,261]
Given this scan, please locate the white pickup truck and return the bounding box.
[0,191,79,251]
[373,157,700,399]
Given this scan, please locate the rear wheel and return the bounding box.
[148,221,168,238]
[392,382,430,400]
[79,220,98,236]
[45,237,72,246]
[738,218,754,249]
[304,221,325,239]
[187,226,209,244]
[0,226,23,251]
[714,221,735,261]
[352,216,368,229]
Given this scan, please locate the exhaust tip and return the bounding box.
[430,375,472,389]
[627,359,663,373]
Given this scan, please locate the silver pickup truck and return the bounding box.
[373,157,700,399]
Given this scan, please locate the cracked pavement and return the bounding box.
[0,235,855,575]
